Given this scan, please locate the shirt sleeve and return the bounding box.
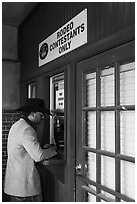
[23,126,57,162]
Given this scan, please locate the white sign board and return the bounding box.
[56,89,64,109]
[39,8,87,67]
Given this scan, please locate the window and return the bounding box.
[28,82,36,98]
[83,61,135,202]
[50,73,65,157]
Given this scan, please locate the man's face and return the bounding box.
[31,112,45,124]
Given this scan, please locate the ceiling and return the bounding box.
[2,2,39,27]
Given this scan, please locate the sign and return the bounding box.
[39,8,87,67]
[56,89,64,109]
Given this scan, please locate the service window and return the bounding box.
[28,82,36,98]
[83,61,135,202]
[50,73,65,158]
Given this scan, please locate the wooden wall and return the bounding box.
[19,2,135,202]
[20,2,134,81]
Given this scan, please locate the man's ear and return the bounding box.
[31,112,35,117]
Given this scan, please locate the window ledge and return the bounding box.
[42,155,65,166]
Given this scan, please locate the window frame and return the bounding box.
[50,72,66,159]
[28,81,36,98]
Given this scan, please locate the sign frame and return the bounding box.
[39,8,87,67]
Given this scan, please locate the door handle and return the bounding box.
[76,164,82,171]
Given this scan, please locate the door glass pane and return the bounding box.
[120,111,135,157]
[120,62,135,105]
[101,111,115,152]
[101,155,115,190]
[86,111,96,148]
[101,67,114,106]
[121,160,135,199]
[85,152,96,182]
[86,72,96,107]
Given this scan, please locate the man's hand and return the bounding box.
[43,144,50,149]
[43,144,57,151]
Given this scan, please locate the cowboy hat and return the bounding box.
[16,98,52,115]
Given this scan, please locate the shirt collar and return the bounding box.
[21,116,37,130]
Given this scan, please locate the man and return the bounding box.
[4,98,57,202]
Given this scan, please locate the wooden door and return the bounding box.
[75,41,135,202]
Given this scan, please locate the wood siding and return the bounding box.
[19,2,134,81]
[19,2,135,202]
